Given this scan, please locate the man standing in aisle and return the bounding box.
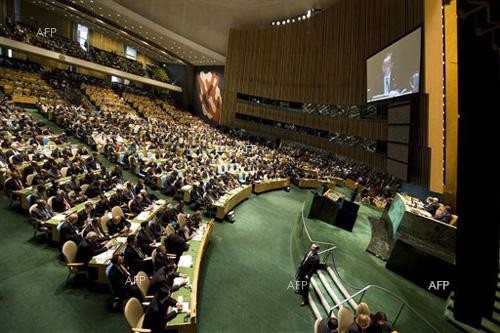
[296,243,320,306]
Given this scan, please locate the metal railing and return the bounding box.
[299,196,336,263]
[299,196,441,333]
[327,285,441,332]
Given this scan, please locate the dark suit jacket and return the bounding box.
[143,295,178,333]
[297,251,320,279]
[52,195,71,213]
[130,198,146,214]
[164,233,189,256]
[124,245,148,275]
[149,266,181,296]
[106,219,131,236]
[137,229,156,254]
[108,263,134,299]
[76,237,107,264]
[59,221,81,245]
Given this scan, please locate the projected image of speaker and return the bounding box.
[334,198,360,232]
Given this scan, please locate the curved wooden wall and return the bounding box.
[235,102,387,141]
[222,0,423,166]
[234,119,387,170]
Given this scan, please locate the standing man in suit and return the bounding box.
[296,244,320,306]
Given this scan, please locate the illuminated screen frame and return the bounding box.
[366,26,423,103]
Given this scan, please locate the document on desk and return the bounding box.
[135,211,150,221]
[93,249,115,264]
[173,276,189,287]
[52,214,66,221]
[181,302,189,313]
[178,255,193,268]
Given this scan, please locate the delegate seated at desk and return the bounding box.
[143,287,183,333]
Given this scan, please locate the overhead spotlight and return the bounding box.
[286,19,290,23]
[298,17,301,21]
[292,19,295,23]
[307,10,311,18]
[282,20,286,25]
[276,21,280,25]
[271,21,275,26]
[302,15,306,19]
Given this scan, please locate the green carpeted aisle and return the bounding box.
[197,188,313,333]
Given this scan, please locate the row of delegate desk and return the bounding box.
[44,192,215,332]
[166,178,291,220]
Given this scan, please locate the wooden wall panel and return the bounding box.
[223,0,423,120]
[235,102,387,141]
[234,119,387,171]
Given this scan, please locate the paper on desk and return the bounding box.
[93,249,115,264]
[135,211,149,221]
[130,223,140,233]
[178,255,193,268]
[181,302,189,313]
[52,215,66,221]
[173,276,189,287]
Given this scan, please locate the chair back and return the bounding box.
[29,203,38,216]
[60,167,69,177]
[124,297,144,329]
[450,214,458,226]
[151,248,157,265]
[313,318,322,333]
[47,196,55,210]
[26,173,37,186]
[338,306,354,333]
[62,240,78,264]
[100,214,111,234]
[135,271,150,299]
[177,213,187,228]
[112,206,124,219]
[128,200,134,212]
[80,184,89,195]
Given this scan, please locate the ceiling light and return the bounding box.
[302,15,306,19]
[276,21,280,25]
[282,20,286,25]
[286,19,290,23]
[271,21,275,26]
[292,19,295,22]
[307,10,311,18]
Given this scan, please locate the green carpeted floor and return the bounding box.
[0,108,462,332]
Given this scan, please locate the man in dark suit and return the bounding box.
[30,199,53,232]
[59,213,82,246]
[296,244,320,306]
[66,162,83,177]
[124,234,153,275]
[143,287,183,333]
[108,253,141,302]
[149,262,187,296]
[130,194,147,214]
[106,215,131,237]
[52,189,72,213]
[76,231,111,265]
[163,229,189,264]
[137,221,157,255]
[77,202,95,225]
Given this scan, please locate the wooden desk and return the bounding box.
[45,190,116,242]
[167,220,214,333]
[181,185,193,203]
[87,199,169,284]
[214,185,252,220]
[253,178,290,194]
[298,178,324,189]
[14,167,113,211]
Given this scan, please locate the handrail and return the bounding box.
[299,196,336,259]
[328,285,441,333]
[299,195,441,333]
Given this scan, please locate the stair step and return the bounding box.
[311,277,333,315]
[485,310,500,326]
[481,317,499,333]
[326,266,358,310]
[308,294,323,321]
[317,270,344,310]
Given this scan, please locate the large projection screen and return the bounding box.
[366,28,422,103]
